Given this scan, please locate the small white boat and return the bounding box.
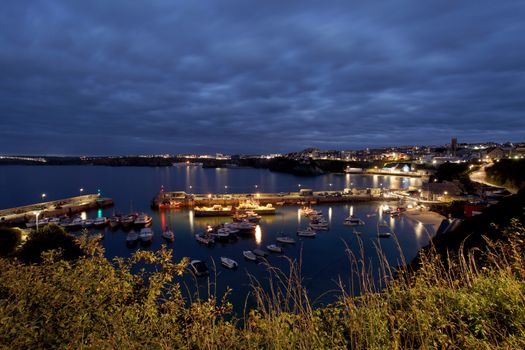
[139,227,154,242]
[343,217,365,226]
[162,228,174,241]
[220,257,238,269]
[297,227,317,237]
[253,249,267,257]
[378,231,392,238]
[276,236,296,244]
[243,250,257,261]
[190,260,209,276]
[134,213,153,226]
[266,244,283,253]
[214,227,231,241]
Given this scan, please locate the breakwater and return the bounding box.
[0,194,114,225]
[153,188,397,209]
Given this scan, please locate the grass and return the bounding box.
[1,219,525,349]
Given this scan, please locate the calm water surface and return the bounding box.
[0,165,429,310]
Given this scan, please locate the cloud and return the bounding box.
[0,0,524,154]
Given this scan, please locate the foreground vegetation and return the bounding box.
[1,217,525,349]
[486,158,525,191]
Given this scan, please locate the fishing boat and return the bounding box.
[297,227,317,237]
[108,216,121,228]
[343,217,365,226]
[220,257,238,269]
[121,213,137,228]
[276,236,296,244]
[190,260,209,276]
[253,249,267,257]
[134,213,153,226]
[195,233,214,245]
[266,244,283,253]
[139,227,154,242]
[243,250,257,261]
[93,217,108,228]
[162,227,174,241]
[126,230,139,246]
[64,217,84,230]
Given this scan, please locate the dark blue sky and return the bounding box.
[1,1,524,155]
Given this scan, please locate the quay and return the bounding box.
[154,188,398,209]
[344,169,426,178]
[0,194,114,226]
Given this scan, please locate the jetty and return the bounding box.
[0,194,114,226]
[153,188,397,209]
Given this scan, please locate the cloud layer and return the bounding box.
[1,0,524,154]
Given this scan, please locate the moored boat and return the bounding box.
[343,217,365,226]
[243,250,257,261]
[220,257,238,269]
[122,213,137,228]
[135,213,153,226]
[266,244,283,253]
[195,233,215,245]
[126,230,139,246]
[94,217,108,227]
[194,205,233,217]
[276,236,296,244]
[162,228,174,241]
[297,227,317,237]
[139,227,154,242]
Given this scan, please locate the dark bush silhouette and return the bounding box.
[16,224,83,264]
[0,227,22,256]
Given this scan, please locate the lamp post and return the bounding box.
[41,193,46,200]
[80,188,84,194]
[33,211,41,232]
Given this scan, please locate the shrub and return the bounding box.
[0,227,22,256]
[16,224,84,264]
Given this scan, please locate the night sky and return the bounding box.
[1,1,524,155]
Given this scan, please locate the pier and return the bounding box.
[0,194,114,226]
[154,188,398,209]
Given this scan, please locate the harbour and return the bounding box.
[0,165,433,309]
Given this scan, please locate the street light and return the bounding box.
[41,193,46,200]
[33,210,41,232]
[80,188,84,194]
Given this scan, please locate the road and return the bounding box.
[469,164,517,194]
